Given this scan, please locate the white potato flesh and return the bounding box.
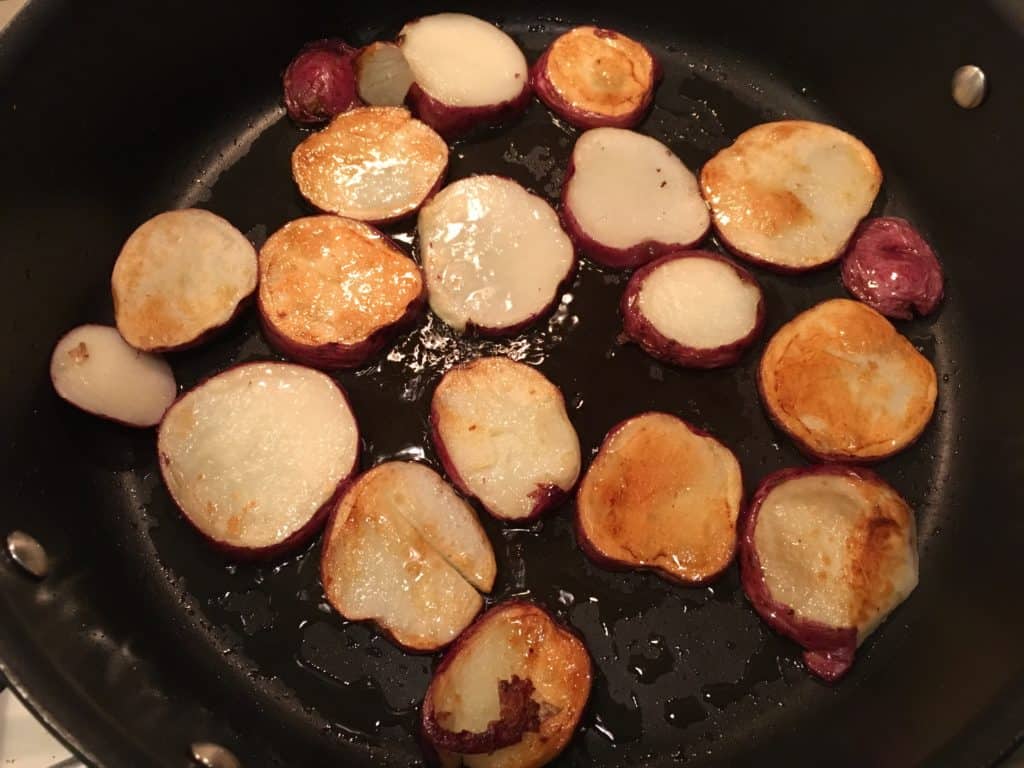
[638,257,760,349]
[754,472,918,641]
[567,128,709,249]
[112,209,257,350]
[433,357,580,520]
[292,107,448,222]
[50,325,176,427]
[701,121,881,270]
[336,461,495,591]
[399,13,527,108]
[759,299,937,460]
[158,363,358,549]
[419,176,574,332]
[429,603,591,768]
[355,43,415,106]
[322,464,489,650]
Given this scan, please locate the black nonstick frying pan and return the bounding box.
[2,1,1024,766]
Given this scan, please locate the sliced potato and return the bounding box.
[739,465,918,681]
[758,298,937,461]
[701,120,881,271]
[577,412,742,584]
[292,106,448,224]
[321,462,495,651]
[431,357,581,521]
[422,601,592,767]
[112,209,257,351]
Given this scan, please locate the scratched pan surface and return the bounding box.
[1,1,1023,766]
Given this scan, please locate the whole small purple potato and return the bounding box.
[283,39,359,125]
[841,217,944,320]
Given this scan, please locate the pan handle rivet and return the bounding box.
[5,531,49,578]
[951,65,987,109]
[191,743,241,768]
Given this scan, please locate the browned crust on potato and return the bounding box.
[758,298,937,461]
[422,600,592,767]
[292,106,448,223]
[577,412,742,584]
[259,215,422,348]
[543,27,656,119]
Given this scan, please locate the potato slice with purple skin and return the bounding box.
[561,128,710,269]
[157,363,359,561]
[758,298,937,462]
[841,217,944,320]
[320,462,496,652]
[419,176,575,336]
[576,412,743,585]
[292,106,448,225]
[739,465,919,682]
[431,357,581,522]
[421,600,592,767]
[399,13,531,138]
[50,324,177,427]
[111,209,257,352]
[258,215,424,370]
[532,26,659,129]
[621,251,764,368]
[701,121,882,272]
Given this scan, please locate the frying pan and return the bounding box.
[2,1,1023,766]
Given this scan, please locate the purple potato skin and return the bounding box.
[530,29,662,130]
[318,473,481,655]
[575,412,740,587]
[737,464,904,683]
[841,217,944,320]
[419,600,593,762]
[50,324,176,428]
[621,251,765,368]
[259,225,426,370]
[405,79,531,140]
[259,288,425,371]
[157,362,360,562]
[429,364,576,522]
[283,39,359,126]
[560,154,709,270]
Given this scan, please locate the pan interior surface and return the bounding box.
[1,2,1022,767]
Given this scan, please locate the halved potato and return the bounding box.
[758,298,937,462]
[157,362,359,560]
[258,215,424,369]
[431,357,581,521]
[576,412,742,585]
[700,121,882,271]
[421,600,592,767]
[321,462,496,652]
[292,106,448,224]
[532,26,659,129]
[111,209,257,351]
[739,465,918,681]
[399,13,531,138]
[355,43,415,106]
[561,128,709,269]
[50,324,176,427]
[621,251,764,368]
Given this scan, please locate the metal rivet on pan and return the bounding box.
[190,743,241,768]
[951,65,988,109]
[5,531,49,578]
